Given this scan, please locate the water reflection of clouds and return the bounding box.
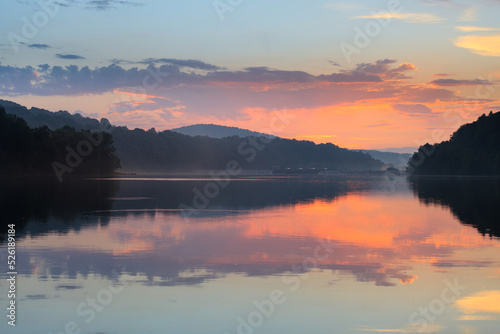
[12,192,499,289]
[456,290,500,321]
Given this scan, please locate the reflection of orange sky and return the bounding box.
[242,194,493,250]
[21,193,498,265]
[456,290,500,316]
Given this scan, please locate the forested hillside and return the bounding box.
[171,124,275,139]
[408,111,500,175]
[111,126,383,172]
[0,106,120,179]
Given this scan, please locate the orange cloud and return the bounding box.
[455,34,500,57]
[457,315,498,321]
[353,13,443,23]
[456,26,500,32]
[113,90,165,100]
[433,73,454,77]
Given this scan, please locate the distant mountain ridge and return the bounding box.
[356,150,412,168]
[173,123,412,167]
[377,147,417,154]
[171,124,275,139]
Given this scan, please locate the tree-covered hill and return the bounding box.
[408,111,500,175]
[170,124,275,139]
[0,106,120,179]
[0,99,102,131]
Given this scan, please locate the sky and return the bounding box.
[0,0,499,150]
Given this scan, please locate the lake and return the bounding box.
[1,175,499,334]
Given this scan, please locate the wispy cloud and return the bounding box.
[354,324,444,333]
[433,73,454,77]
[55,53,86,60]
[457,315,498,321]
[33,0,144,11]
[28,43,52,49]
[328,60,342,67]
[393,103,434,116]
[353,12,444,23]
[137,58,223,71]
[84,0,144,10]
[111,58,223,71]
[365,122,390,128]
[455,34,500,56]
[456,26,500,32]
[430,78,496,86]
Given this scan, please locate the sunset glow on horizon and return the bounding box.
[1,0,499,150]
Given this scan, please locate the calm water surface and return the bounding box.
[1,175,499,334]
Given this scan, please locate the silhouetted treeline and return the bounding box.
[0,99,102,131]
[0,106,120,176]
[408,111,500,175]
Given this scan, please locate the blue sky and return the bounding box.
[1,0,499,149]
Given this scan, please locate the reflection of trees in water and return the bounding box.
[110,176,389,212]
[409,178,500,238]
[1,176,391,240]
[0,178,119,239]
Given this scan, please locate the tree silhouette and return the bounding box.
[408,111,500,175]
[0,106,120,177]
